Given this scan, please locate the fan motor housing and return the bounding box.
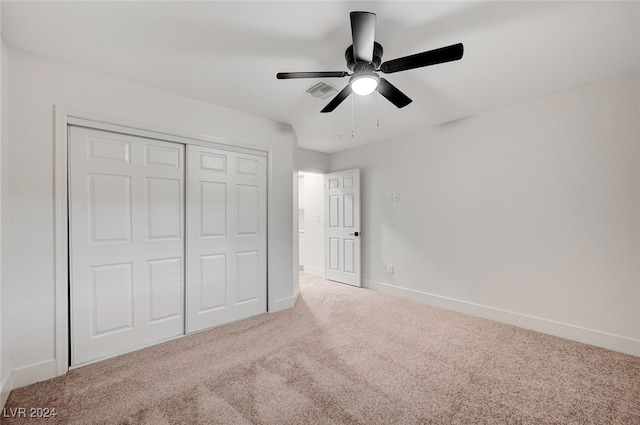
[345,42,383,71]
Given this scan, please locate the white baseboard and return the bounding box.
[10,360,57,389]
[1,372,12,409]
[361,279,379,291]
[301,265,324,277]
[269,286,300,313]
[365,279,640,357]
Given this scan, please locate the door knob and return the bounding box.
[349,232,359,236]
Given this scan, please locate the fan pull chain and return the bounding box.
[351,94,355,138]
[376,89,380,128]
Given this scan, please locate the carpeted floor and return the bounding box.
[3,277,640,424]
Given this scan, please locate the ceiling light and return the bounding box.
[350,72,379,96]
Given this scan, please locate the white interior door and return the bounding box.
[186,145,267,333]
[325,169,361,286]
[69,126,185,366]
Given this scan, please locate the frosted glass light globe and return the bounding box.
[350,73,379,96]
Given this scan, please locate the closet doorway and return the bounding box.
[68,123,267,366]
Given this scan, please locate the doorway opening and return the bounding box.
[298,171,325,285]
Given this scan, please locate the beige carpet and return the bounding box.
[4,278,640,424]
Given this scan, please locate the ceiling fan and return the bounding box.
[276,11,464,113]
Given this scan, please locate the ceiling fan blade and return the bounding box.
[350,11,376,63]
[277,71,348,79]
[377,78,412,108]
[321,85,352,113]
[380,43,464,74]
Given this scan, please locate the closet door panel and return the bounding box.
[69,126,185,366]
[186,146,267,333]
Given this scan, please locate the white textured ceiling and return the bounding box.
[2,1,639,153]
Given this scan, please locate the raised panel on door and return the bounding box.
[325,169,361,287]
[187,146,267,333]
[146,144,181,168]
[237,185,259,235]
[91,262,134,336]
[88,136,131,163]
[147,178,181,240]
[148,258,183,323]
[69,126,185,366]
[343,194,354,229]
[329,195,340,228]
[89,174,132,243]
[199,254,227,312]
[237,250,259,303]
[344,239,355,274]
[236,157,259,176]
[329,238,340,272]
[200,152,226,172]
[200,182,227,237]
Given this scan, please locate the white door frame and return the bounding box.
[53,106,270,375]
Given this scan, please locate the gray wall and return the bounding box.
[330,72,640,355]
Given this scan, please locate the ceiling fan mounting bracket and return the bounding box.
[345,42,383,72]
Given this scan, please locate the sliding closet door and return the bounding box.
[69,126,185,366]
[186,145,267,333]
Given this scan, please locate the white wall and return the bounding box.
[330,72,640,356]
[6,49,298,389]
[299,171,325,277]
[298,148,329,173]
[0,4,12,408]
